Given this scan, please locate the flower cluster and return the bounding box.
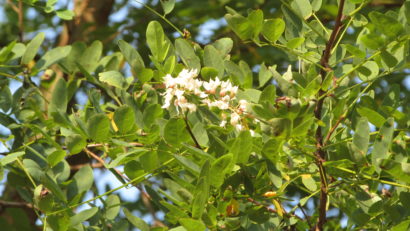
[161,69,249,131]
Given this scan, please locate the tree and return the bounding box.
[0,0,409,230]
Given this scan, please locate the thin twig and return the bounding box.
[184,115,202,149]
[0,200,33,209]
[298,203,312,229]
[246,197,277,214]
[323,114,345,145]
[70,162,104,170]
[83,147,165,227]
[17,0,24,41]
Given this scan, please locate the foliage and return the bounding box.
[0,0,410,230]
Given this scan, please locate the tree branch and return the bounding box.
[0,200,33,209]
[314,0,346,230]
[70,162,104,170]
[6,0,24,41]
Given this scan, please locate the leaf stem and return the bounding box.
[133,0,183,36]
[47,157,175,216]
[16,158,37,188]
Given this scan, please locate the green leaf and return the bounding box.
[266,118,292,138]
[114,105,135,133]
[380,50,398,68]
[79,40,103,73]
[391,220,410,231]
[357,61,379,81]
[0,40,16,63]
[237,89,261,103]
[179,218,206,231]
[359,33,384,50]
[303,75,321,97]
[123,208,150,231]
[356,106,385,127]
[47,213,70,231]
[371,117,394,172]
[143,104,163,129]
[21,32,45,65]
[56,10,75,20]
[147,21,170,62]
[204,45,224,78]
[230,130,252,164]
[225,9,263,41]
[138,68,154,83]
[258,63,272,87]
[350,117,370,163]
[124,161,145,180]
[35,46,71,71]
[65,134,86,154]
[182,144,215,160]
[192,161,210,219]
[164,118,191,147]
[210,154,233,188]
[118,40,145,76]
[174,155,200,174]
[99,71,127,89]
[281,4,303,38]
[87,113,111,142]
[23,159,44,181]
[312,0,322,11]
[105,194,121,220]
[47,150,66,167]
[191,123,209,147]
[212,38,233,57]
[404,1,410,23]
[369,11,404,38]
[175,38,201,70]
[301,174,317,191]
[200,67,218,81]
[33,184,54,212]
[286,37,305,49]
[0,151,25,166]
[262,138,282,161]
[262,18,285,43]
[259,85,276,104]
[49,78,67,116]
[291,0,313,19]
[0,86,12,112]
[68,165,93,197]
[43,173,67,202]
[70,207,98,226]
[60,41,86,73]
[140,151,158,172]
[160,0,175,15]
[344,44,366,59]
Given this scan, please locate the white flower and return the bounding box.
[163,74,177,88]
[183,102,197,112]
[239,99,248,112]
[210,100,229,110]
[175,89,185,99]
[250,130,255,136]
[219,120,227,127]
[230,112,241,126]
[203,77,221,94]
[179,69,198,80]
[235,124,243,131]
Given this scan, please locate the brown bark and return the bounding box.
[59,0,115,46]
